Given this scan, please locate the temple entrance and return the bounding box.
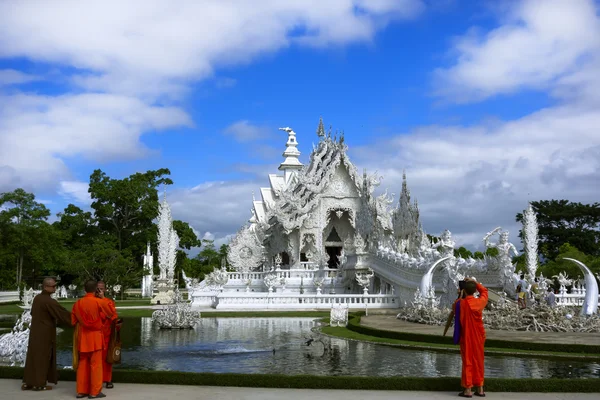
[326,246,342,268]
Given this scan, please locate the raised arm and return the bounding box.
[47,298,72,327]
[471,282,488,312]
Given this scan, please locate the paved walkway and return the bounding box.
[2,380,596,399]
[361,315,600,346]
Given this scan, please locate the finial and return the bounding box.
[316,117,325,138]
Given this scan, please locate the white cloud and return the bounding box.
[0,93,192,191]
[0,0,424,98]
[168,180,264,246]
[434,0,600,103]
[58,180,92,205]
[223,120,269,143]
[0,0,424,192]
[0,69,42,86]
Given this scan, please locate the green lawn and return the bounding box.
[320,325,600,360]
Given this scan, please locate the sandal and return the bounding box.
[105,382,114,389]
[76,395,88,399]
[21,384,33,391]
[88,393,107,399]
[474,393,486,397]
[458,393,473,398]
[32,386,52,391]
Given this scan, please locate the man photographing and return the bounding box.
[455,277,488,398]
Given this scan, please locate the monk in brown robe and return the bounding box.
[458,278,488,398]
[71,280,115,399]
[22,277,72,391]
[97,281,121,389]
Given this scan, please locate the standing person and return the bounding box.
[97,281,121,389]
[457,278,488,398]
[71,280,114,399]
[517,274,528,309]
[22,277,72,391]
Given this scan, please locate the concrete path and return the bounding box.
[362,315,600,346]
[2,380,596,400]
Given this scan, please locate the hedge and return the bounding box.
[1,367,599,392]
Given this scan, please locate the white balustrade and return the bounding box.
[0,291,19,304]
[190,292,397,310]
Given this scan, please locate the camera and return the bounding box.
[458,280,467,290]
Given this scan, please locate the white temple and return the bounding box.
[181,119,530,310]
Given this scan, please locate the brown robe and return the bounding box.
[22,291,72,387]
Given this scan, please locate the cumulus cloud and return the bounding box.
[0,92,192,191]
[0,69,42,86]
[0,0,424,98]
[434,0,600,103]
[222,120,270,143]
[168,180,264,246]
[58,180,92,205]
[0,0,423,192]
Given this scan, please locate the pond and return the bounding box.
[3,316,600,378]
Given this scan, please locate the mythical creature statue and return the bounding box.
[484,227,519,294]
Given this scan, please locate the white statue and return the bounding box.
[432,229,455,257]
[522,204,539,279]
[484,227,519,294]
[330,303,349,327]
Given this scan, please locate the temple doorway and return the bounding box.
[326,246,342,268]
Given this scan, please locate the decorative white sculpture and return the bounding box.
[152,192,180,305]
[484,227,519,295]
[330,303,349,327]
[522,204,539,279]
[142,242,154,298]
[563,258,598,315]
[0,310,31,366]
[151,289,201,329]
[355,268,374,294]
[21,288,39,309]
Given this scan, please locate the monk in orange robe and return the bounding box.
[458,278,488,398]
[71,280,115,399]
[97,281,121,389]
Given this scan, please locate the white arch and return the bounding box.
[563,258,598,316]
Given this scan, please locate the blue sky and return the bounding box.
[1,0,599,251]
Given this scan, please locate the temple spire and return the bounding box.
[278,127,303,185]
[316,117,325,139]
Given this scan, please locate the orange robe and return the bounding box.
[459,282,488,390]
[99,297,118,383]
[71,294,114,396]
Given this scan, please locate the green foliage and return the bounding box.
[453,246,473,259]
[0,188,54,288]
[473,251,484,260]
[485,247,499,257]
[539,243,600,283]
[516,200,600,260]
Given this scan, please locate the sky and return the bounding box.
[1,0,599,254]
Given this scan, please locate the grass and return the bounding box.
[320,325,600,361]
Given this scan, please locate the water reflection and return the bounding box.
[39,317,600,378]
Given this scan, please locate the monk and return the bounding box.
[71,280,116,399]
[457,278,488,398]
[97,280,122,389]
[22,277,72,391]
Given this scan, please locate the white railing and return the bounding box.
[227,268,339,281]
[555,293,600,307]
[191,292,397,310]
[0,291,19,303]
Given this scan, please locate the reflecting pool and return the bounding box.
[42,317,600,378]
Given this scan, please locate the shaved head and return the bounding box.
[42,277,55,287]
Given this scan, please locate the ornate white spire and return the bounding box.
[157,193,179,282]
[278,126,303,184]
[523,203,539,278]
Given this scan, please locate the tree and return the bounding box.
[88,168,173,255]
[516,200,600,260]
[197,239,219,267]
[454,246,473,259]
[0,189,51,286]
[539,243,600,283]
